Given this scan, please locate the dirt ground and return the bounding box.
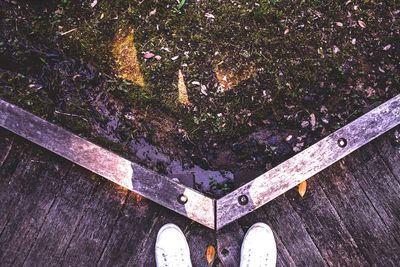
[0,0,398,196]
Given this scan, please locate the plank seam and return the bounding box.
[314,176,368,263]
[347,159,400,248]
[374,139,400,186]
[20,164,74,266]
[95,191,130,266]
[59,179,103,264]
[1,95,399,230]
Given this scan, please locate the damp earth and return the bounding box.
[0,0,398,197]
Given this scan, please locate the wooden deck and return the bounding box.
[0,127,399,266]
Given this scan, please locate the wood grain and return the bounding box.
[0,99,215,229]
[217,94,400,229]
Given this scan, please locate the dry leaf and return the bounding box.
[284,28,290,35]
[205,245,216,265]
[298,180,307,197]
[143,52,155,59]
[149,9,157,16]
[357,20,366,28]
[90,0,98,8]
[383,44,391,51]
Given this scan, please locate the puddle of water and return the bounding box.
[129,138,234,197]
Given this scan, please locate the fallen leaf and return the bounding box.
[149,8,157,16]
[333,45,340,54]
[284,28,289,35]
[383,44,391,51]
[310,113,316,130]
[155,55,162,60]
[301,120,309,128]
[200,84,208,96]
[143,52,155,59]
[90,0,98,8]
[357,20,366,28]
[298,180,307,197]
[205,245,216,265]
[171,55,179,61]
[205,13,215,19]
[336,22,343,27]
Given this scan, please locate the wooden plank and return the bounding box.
[22,166,100,266]
[0,141,32,236]
[60,177,129,266]
[286,178,369,266]
[0,129,14,168]
[0,149,72,266]
[238,195,327,266]
[344,143,400,243]
[217,94,400,229]
[0,99,215,229]
[374,128,400,184]
[96,197,162,266]
[216,222,244,267]
[317,161,400,265]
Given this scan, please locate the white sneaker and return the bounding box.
[155,223,192,267]
[240,223,277,267]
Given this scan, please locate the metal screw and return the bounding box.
[238,195,249,205]
[338,138,347,148]
[177,194,188,204]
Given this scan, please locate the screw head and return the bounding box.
[177,194,188,204]
[338,138,347,148]
[238,195,249,205]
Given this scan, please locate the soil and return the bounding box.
[0,0,398,197]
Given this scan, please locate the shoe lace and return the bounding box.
[160,247,189,267]
[245,249,270,267]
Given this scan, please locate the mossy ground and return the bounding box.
[0,0,398,175]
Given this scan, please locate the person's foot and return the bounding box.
[240,222,277,267]
[155,223,192,267]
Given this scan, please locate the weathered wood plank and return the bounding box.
[217,94,400,229]
[374,128,400,184]
[60,177,129,266]
[317,161,400,265]
[0,141,33,239]
[185,223,215,267]
[216,222,244,267]
[274,234,297,267]
[0,129,14,168]
[239,195,327,266]
[22,166,100,266]
[96,197,162,266]
[344,143,400,244]
[0,99,215,229]
[286,178,369,266]
[0,149,72,266]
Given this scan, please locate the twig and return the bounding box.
[60,28,77,36]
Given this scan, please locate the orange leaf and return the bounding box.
[298,180,307,197]
[205,245,216,264]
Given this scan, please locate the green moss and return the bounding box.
[3,0,398,147]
